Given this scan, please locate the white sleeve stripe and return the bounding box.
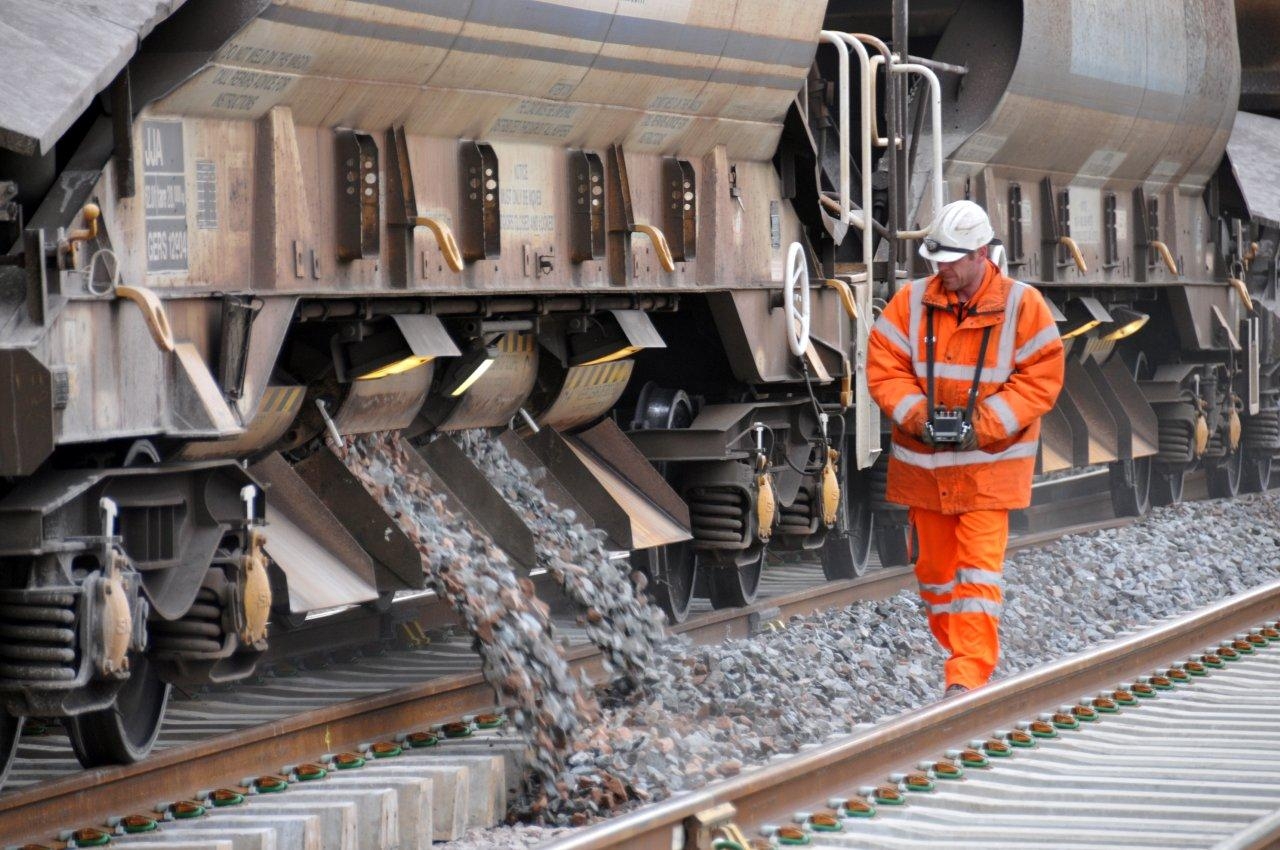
[1015,324,1062,363]
[873,316,912,355]
[893,393,926,425]
[984,394,1020,436]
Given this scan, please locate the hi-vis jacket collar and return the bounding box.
[922,260,1011,322]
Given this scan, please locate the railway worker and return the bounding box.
[867,200,1065,697]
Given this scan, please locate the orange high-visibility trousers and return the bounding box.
[909,507,1009,690]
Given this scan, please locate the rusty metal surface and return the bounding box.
[293,446,425,593]
[1227,111,1280,230]
[250,453,381,612]
[422,333,539,431]
[535,360,635,431]
[542,577,1280,850]
[525,419,692,550]
[0,0,188,155]
[333,364,434,434]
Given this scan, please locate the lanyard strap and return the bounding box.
[925,305,994,422]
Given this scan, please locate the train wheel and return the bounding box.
[632,540,698,625]
[66,655,169,767]
[0,713,23,788]
[1241,453,1272,494]
[707,547,765,610]
[1206,450,1243,499]
[874,514,912,567]
[1150,466,1186,506]
[1108,457,1151,517]
[821,489,873,579]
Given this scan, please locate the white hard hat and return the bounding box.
[918,200,995,263]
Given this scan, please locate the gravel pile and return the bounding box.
[441,489,1280,848]
[450,429,667,692]
[331,432,599,802]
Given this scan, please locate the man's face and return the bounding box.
[936,246,988,293]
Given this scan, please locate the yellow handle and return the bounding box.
[1059,236,1088,275]
[633,224,676,273]
[411,216,464,273]
[1229,277,1254,314]
[67,203,100,245]
[61,203,101,267]
[1150,240,1179,276]
[824,278,858,321]
[115,285,176,352]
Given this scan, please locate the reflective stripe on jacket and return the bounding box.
[867,261,1065,513]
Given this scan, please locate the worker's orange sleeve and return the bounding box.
[972,289,1065,448]
[868,290,928,437]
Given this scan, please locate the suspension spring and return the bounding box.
[686,488,747,545]
[0,589,78,682]
[150,587,225,656]
[778,489,815,536]
[1243,409,1280,452]
[1158,419,1195,464]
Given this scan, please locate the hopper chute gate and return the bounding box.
[520,418,691,553]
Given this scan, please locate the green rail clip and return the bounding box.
[405,731,439,748]
[168,801,206,820]
[210,789,246,807]
[69,829,111,847]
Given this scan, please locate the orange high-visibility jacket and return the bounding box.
[867,262,1065,513]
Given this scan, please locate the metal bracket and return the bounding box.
[569,150,605,263]
[335,130,380,261]
[110,68,135,200]
[459,141,501,262]
[662,157,696,261]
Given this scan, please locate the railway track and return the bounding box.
[0,471,1166,844]
[543,578,1280,850]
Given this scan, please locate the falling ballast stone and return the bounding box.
[436,489,1280,849]
[451,429,668,692]
[331,432,598,809]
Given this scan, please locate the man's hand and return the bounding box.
[919,421,936,447]
[958,425,978,451]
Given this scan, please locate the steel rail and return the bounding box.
[541,576,1280,850]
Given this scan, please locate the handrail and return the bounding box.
[115,285,176,353]
[634,224,676,273]
[817,32,851,242]
[410,215,464,272]
[1229,277,1254,314]
[1150,239,1179,276]
[1059,236,1089,275]
[889,61,945,238]
[869,55,889,148]
[823,278,858,321]
[820,31,875,282]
